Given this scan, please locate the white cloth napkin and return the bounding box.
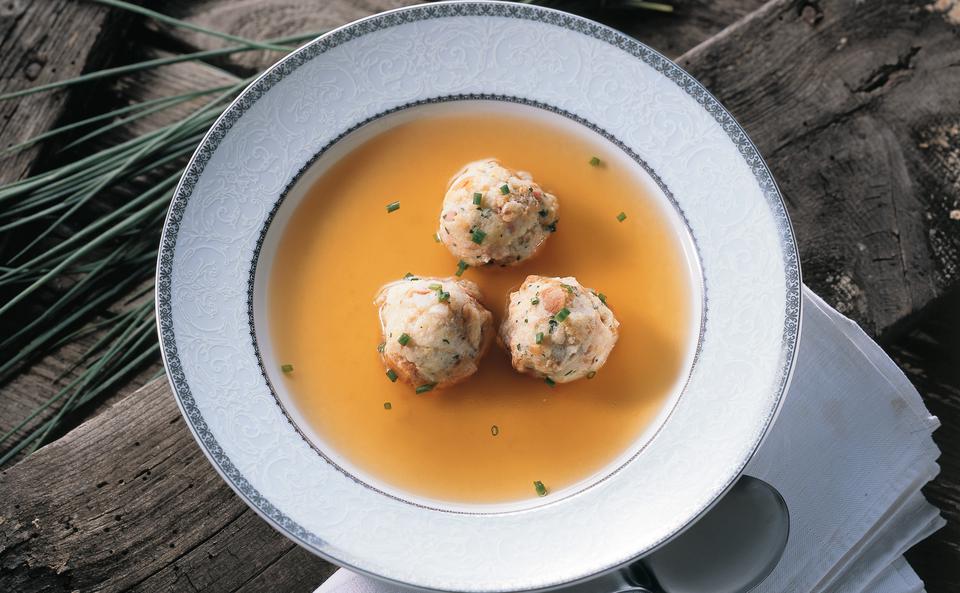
[315,287,944,593]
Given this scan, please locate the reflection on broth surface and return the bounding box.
[268,103,697,504]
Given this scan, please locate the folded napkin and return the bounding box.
[316,287,943,593]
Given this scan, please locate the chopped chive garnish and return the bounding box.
[562,284,576,294]
[438,291,450,302]
[281,364,294,373]
[531,297,540,305]
[456,260,469,276]
[473,192,482,206]
[544,377,556,387]
[377,342,385,353]
[534,480,548,496]
[589,156,601,167]
[617,212,627,222]
[384,402,392,409]
[500,184,510,195]
[415,383,436,394]
[491,425,500,436]
[386,201,400,213]
[595,291,607,304]
[587,371,597,379]
[546,221,557,232]
[471,229,487,244]
[428,283,442,290]
[386,369,398,382]
[538,209,547,217]
[398,333,411,346]
[554,308,571,322]
[535,332,544,344]
[404,272,417,280]
[434,232,441,243]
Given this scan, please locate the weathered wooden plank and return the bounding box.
[0,0,120,184]
[596,0,768,58]
[0,379,336,593]
[891,295,960,592]
[678,0,960,338]
[155,0,419,74]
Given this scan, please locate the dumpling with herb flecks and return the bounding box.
[499,275,619,384]
[438,159,559,267]
[376,275,494,392]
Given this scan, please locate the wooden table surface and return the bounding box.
[1,1,958,591]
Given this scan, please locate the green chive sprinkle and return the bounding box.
[534,480,548,496]
[545,377,556,387]
[377,342,385,353]
[428,283,442,290]
[434,232,441,243]
[404,272,417,280]
[535,332,544,344]
[415,383,436,394]
[589,156,601,167]
[386,369,398,382]
[587,371,597,379]
[384,402,392,409]
[597,292,607,304]
[471,229,487,244]
[386,201,400,213]
[456,260,469,276]
[531,297,540,305]
[491,425,500,436]
[281,364,294,373]
[398,333,411,346]
[473,192,482,206]
[617,212,627,222]
[500,184,510,195]
[554,308,571,322]
[538,209,548,217]
[438,291,450,302]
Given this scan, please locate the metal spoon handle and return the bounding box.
[631,475,789,593]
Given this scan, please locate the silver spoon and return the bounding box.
[557,476,790,593]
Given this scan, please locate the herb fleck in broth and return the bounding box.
[269,103,696,504]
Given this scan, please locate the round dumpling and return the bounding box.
[499,275,619,384]
[438,158,559,267]
[376,276,494,391]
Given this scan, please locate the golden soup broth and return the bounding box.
[269,106,695,504]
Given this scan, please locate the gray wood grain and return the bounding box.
[678,0,960,338]
[0,0,118,184]
[0,379,337,593]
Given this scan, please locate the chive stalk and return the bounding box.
[534,480,548,496]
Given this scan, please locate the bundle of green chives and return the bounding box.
[0,0,670,465]
[0,0,328,465]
